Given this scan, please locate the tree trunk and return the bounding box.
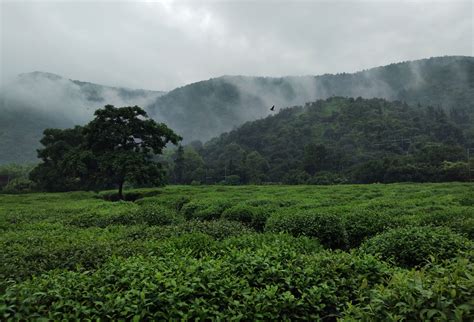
[118,180,124,200]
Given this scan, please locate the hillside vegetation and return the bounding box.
[1,56,473,164]
[1,183,473,319]
[164,97,472,184]
[149,56,474,142]
[0,72,164,164]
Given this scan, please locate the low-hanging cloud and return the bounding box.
[1,0,472,91]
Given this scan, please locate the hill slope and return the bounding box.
[149,56,474,143]
[168,97,471,184]
[1,56,473,164]
[0,72,164,164]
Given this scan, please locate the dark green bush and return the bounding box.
[68,204,182,228]
[419,209,474,239]
[136,203,184,226]
[266,211,348,249]
[181,199,231,220]
[359,226,473,268]
[100,191,143,202]
[2,178,36,194]
[343,211,410,247]
[221,204,272,231]
[343,257,474,320]
[0,225,157,283]
[0,240,391,320]
[140,219,253,241]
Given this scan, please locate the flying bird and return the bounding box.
[270,105,275,111]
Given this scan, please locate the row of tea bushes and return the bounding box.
[2,233,473,320]
[0,234,390,320]
[173,197,474,248]
[0,220,252,285]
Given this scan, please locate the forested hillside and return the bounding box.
[164,97,472,184]
[0,72,164,164]
[1,56,473,164]
[149,56,474,142]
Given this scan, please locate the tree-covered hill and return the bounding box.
[0,72,165,164]
[1,56,473,164]
[166,97,472,184]
[149,56,474,143]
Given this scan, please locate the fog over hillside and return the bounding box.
[0,72,165,164]
[0,56,472,164]
[148,56,474,142]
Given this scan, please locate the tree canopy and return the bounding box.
[30,105,181,197]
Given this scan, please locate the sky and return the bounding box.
[1,0,472,91]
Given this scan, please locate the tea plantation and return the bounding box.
[1,183,473,320]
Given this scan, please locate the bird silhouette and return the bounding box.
[270,105,275,111]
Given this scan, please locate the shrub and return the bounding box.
[359,226,473,268]
[0,243,391,320]
[68,204,182,228]
[221,204,272,231]
[1,178,36,194]
[0,225,155,283]
[134,219,253,241]
[266,211,348,249]
[343,211,409,247]
[419,209,474,239]
[100,191,143,202]
[181,199,231,221]
[343,257,474,320]
[136,203,184,226]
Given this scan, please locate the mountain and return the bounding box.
[171,97,470,184]
[0,72,165,164]
[148,56,474,143]
[1,56,473,164]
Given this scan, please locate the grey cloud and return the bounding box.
[1,0,472,91]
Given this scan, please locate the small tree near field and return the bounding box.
[31,105,181,199]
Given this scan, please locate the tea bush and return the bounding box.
[343,256,474,320]
[418,209,474,239]
[0,238,392,320]
[342,210,409,247]
[136,203,184,226]
[1,183,472,320]
[133,219,253,241]
[266,211,348,249]
[181,199,232,220]
[222,204,272,231]
[359,226,473,268]
[68,203,182,228]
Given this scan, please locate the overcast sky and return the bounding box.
[1,0,472,91]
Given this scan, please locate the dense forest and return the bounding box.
[163,97,472,184]
[1,56,473,165]
[149,56,474,142]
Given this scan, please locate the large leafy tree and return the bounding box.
[31,105,181,198]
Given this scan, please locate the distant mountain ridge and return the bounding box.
[148,56,473,142]
[0,56,473,164]
[0,72,165,164]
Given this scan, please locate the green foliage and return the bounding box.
[0,183,472,320]
[343,257,474,320]
[143,220,253,241]
[359,226,473,268]
[196,96,471,184]
[68,204,182,228]
[181,199,232,220]
[1,178,36,194]
[0,238,392,320]
[222,204,272,231]
[266,210,349,249]
[343,211,409,248]
[30,105,181,197]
